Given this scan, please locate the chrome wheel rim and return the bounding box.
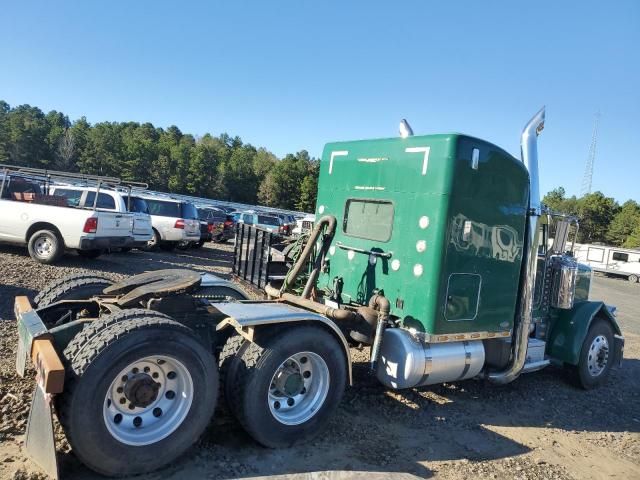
[587,335,609,377]
[268,351,330,425]
[103,355,193,446]
[34,236,53,257]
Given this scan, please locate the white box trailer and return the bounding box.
[573,243,640,283]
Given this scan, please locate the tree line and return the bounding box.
[0,101,319,212]
[543,187,640,248]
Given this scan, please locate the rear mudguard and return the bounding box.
[546,300,622,366]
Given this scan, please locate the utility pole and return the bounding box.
[580,111,601,196]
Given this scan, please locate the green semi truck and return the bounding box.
[13,108,624,478]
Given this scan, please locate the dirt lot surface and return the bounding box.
[0,243,638,480]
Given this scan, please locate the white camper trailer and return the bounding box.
[573,243,640,283]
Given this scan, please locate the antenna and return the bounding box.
[580,111,601,196]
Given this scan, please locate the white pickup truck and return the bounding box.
[49,185,153,249]
[0,172,136,263]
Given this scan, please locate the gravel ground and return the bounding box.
[0,243,638,480]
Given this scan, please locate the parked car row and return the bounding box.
[235,210,297,235]
[0,166,229,263]
[0,164,313,263]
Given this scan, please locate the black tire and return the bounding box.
[217,334,250,413]
[176,241,191,250]
[159,242,176,251]
[142,230,160,252]
[227,325,347,448]
[36,275,115,308]
[569,318,615,389]
[195,286,248,301]
[27,229,63,264]
[58,311,218,477]
[77,249,102,259]
[34,273,117,307]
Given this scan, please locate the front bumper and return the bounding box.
[79,236,135,250]
[14,297,64,394]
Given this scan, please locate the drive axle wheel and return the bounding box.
[227,325,346,448]
[58,313,218,476]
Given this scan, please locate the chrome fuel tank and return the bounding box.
[376,328,485,389]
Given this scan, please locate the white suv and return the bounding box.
[134,196,200,251]
[49,186,153,248]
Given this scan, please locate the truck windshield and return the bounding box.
[181,203,198,220]
[146,199,181,217]
[128,197,149,214]
[85,192,116,210]
[343,199,394,242]
[258,215,279,226]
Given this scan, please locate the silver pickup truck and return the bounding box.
[0,166,139,263]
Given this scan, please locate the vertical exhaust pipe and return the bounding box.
[488,107,545,385]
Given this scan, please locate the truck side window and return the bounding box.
[612,252,628,262]
[343,199,394,242]
[53,188,83,207]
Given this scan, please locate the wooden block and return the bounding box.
[31,339,65,394]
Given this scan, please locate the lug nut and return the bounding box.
[300,357,308,364]
[144,366,150,373]
[119,398,126,405]
[152,372,159,379]
[121,375,128,382]
[132,367,139,374]
[117,387,124,394]
[129,403,135,410]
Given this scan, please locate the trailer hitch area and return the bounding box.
[14,295,64,479]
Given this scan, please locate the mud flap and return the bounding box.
[25,385,59,480]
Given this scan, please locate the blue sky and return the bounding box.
[1,1,638,202]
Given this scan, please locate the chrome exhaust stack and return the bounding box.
[488,107,545,385]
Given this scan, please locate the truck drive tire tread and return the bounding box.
[58,313,218,477]
[227,325,346,448]
[34,273,117,307]
[35,275,116,308]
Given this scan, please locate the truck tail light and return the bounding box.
[174,219,185,229]
[207,223,214,233]
[224,220,233,228]
[83,217,98,234]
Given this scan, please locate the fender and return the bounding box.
[214,301,353,384]
[546,300,622,365]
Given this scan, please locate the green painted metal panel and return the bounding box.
[546,300,621,365]
[315,134,529,336]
